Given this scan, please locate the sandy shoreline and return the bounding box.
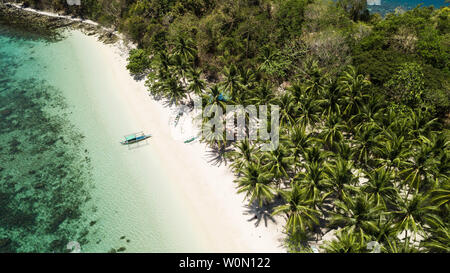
[3,3,286,251]
[91,33,286,252]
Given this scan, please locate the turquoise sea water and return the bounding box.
[0,26,95,252]
[0,1,447,253]
[368,0,448,15]
[0,25,204,253]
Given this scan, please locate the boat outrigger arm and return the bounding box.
[120,131,152,145]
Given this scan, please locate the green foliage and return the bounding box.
[384,62,425,106]
[353,6,449,118]
[25,0,450,253]
[274,0,311,39]
[99,1,450,253]
[257,46,292,80]
[336,0,369,22]
[126,49,151,75]
[416,27,448,69]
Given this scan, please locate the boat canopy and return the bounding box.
[121,131,151,145]
[125,134,137,141]
[124,132,145,139]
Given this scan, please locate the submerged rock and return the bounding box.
[1,109,12,117]
[34,182,45,189]
[50,239,65,251]
[0,238,11,248]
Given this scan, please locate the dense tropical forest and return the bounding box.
[12,0,450,252]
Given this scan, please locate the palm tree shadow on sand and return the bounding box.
[243,196,284,228]
[205,144,232,167]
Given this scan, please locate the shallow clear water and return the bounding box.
[1,0,446,253]
[0,25,95,252]
[0,25,204,253]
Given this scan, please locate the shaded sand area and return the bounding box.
[18,29,285,252]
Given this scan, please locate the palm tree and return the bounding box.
[295,162,331,207]
[374,129,411,171]
[228,139,258,174]
[338,66,371,95]
[222,64,240,100]
[258,46,282,78]
[353,122,380,166]
[382,237,420,253]
[203,85,228,111]
[174,36,196,62]
[171,53,189,86]
[431,180,450,207]
[331,193,383,242]
[421,223,450,253]
[200,85,228,147]
[407,108,438,140]
[337,66,370,117]
[362,167,397,206]
[303,145,329,165]
[155,51,171,76]
[422,133,449,181]
[427,132,450,157]
[334,141,355,162]
[250,80,276,105]
[319,112,346,151]
[392,193,440,243]
[296,94,323,129]
[322,227,368,253]
[262,144,293,186]
[161,76,187,104]
[350,94,384,128]
[324,158,358,200]
[300,59,328,97]
[236,162,275,207]
[435,152,450,182]
[276,93,298,127]
[237,66,256,94]
[288,124,313,169]
[288,83,304,102]
[272,184,320,234]
[187,67,206,97]
[321,83,341,117]
[400,144,437,194]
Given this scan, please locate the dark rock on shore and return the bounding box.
[98,31,118,44]
[0,3,119,44]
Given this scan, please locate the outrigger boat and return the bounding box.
[120,131,152,145]
[184,136,198,144]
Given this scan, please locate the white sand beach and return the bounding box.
[4,3,286,251]
[21,27,285,252]
[83,32,286,252]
